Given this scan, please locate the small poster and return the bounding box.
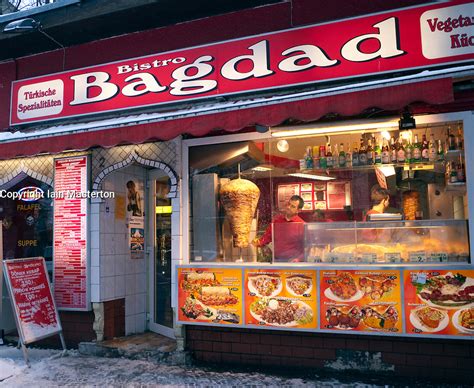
[244,268,317,329]
[127,179,145,259]
[177,267,243,325]
[327,181,351,209]
[3,258,62,344]
[277,184,300,210]
[319,270,402,334]
[404,269,474,337]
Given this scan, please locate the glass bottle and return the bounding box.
[456,125,463,150]
[333,143,339,167]
[305,146,313,169]
[437,139,444,162]
[326,144,333,168]
[412,134,421,163]
[366,138,374,165]
[428,133,437,162]
[359,138,367,165]
[448,126,456,151]
[345,143,352,167]
[339,143,346,167]
[405,137,413,164]
[396,137,406,163]
[421,134,429,162]
[352,142,359,166]
[456,156,465,182]
[381,139,390,164]
[390,136,397,163]
[319,145,327,169]
[374,137,382,164]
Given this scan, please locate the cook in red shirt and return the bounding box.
[253,195,305,262]
[361,185,391,242]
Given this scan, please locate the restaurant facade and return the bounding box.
[0,0,473,382]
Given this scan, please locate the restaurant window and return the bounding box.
[189,120,469,265]
[1,176,54,274]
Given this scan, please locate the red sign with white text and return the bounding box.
[53,156,89,310]
[10,1,473,125]
[3,258,62,344]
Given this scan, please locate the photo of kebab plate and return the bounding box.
[409,306,449,333]
[361,305,399,331]
[249,297,313,327]
[325,305,362,330]
[325,272,363,302]
[286,275,313,297]
[417,272,474,309]
[248,274,283,297]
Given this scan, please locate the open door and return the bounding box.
[147,170,175,338]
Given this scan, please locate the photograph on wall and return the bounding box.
[244,268,317,329]
[177,267,243,325]
[404,269,474,337]
[319,270,402,333]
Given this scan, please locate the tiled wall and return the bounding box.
[91,164,148,335]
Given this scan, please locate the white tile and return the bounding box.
[115,276,125,298]
[102,234,116,255]
[90,213,100,232]
[91,248,100,267]
[171,235,181,259]
[103,276,115,300]
[135,313,146,333]
[125,295,135,316]
[125,315,136,335]
[115,255,126,276]
[125,274,136,295]
[135,293,146,314]
[90,231,100,250]
[91,284,100,302]
[125,256,134,274]
[91,266,100,285]
[136,273,147,293]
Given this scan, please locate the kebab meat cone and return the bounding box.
[220,178,260,248]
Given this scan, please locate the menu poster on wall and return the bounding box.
[177,267,243,325]
[404,269,474,337]
[245,269,317,329]
[53,156,88,311]
[320,270,402,334]
[327,182,351,210]
[3,258,62,344]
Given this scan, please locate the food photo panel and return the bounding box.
[244,269,317,329]
[319,270,402,333]
[177,267,243,325]
[404,269,474,337]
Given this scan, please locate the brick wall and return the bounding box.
[186,326,473,384]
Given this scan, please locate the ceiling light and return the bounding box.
[276,140,289,152]
[287,172,335,181]
[271,119,399,138]
[252,165,273,172]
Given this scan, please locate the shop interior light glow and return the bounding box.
[271,119,399,138]
[252,165,273,172]
[287,172,335,181]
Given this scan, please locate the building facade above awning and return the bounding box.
[0,67,467,160]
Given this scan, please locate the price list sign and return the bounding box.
[53,156,89,310]
[3,258,62,344]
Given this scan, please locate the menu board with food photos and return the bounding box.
[320,270,402,334]
[404,269,474,337]
[177,267,243,325]
[277,182,328,212]
[244,268,317,329]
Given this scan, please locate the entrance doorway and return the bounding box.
[147,170,174,338]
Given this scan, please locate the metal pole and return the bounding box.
[20,341,30,367]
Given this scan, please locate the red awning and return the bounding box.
[1,78,453,160]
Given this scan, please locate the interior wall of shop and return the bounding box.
[93,164,148,336]
[0,0,429,131]
[186,326,473,384]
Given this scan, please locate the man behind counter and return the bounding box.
[253,195,305,262]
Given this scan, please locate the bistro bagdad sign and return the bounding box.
[10,1,473,125]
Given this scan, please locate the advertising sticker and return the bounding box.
[244,268,317,329]
[177,267,243,325]
[320,270,402,334]
[3,257,62,344]
[404,269,474,337]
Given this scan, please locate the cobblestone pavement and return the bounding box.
[0,346,464,387]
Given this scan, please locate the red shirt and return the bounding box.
[258,214,305,262]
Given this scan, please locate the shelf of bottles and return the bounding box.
[298,125,466,187]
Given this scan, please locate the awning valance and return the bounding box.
[0,76,455,160]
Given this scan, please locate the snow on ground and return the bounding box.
[0,344,384,387]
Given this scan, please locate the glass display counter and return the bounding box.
[305,219,469,264]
